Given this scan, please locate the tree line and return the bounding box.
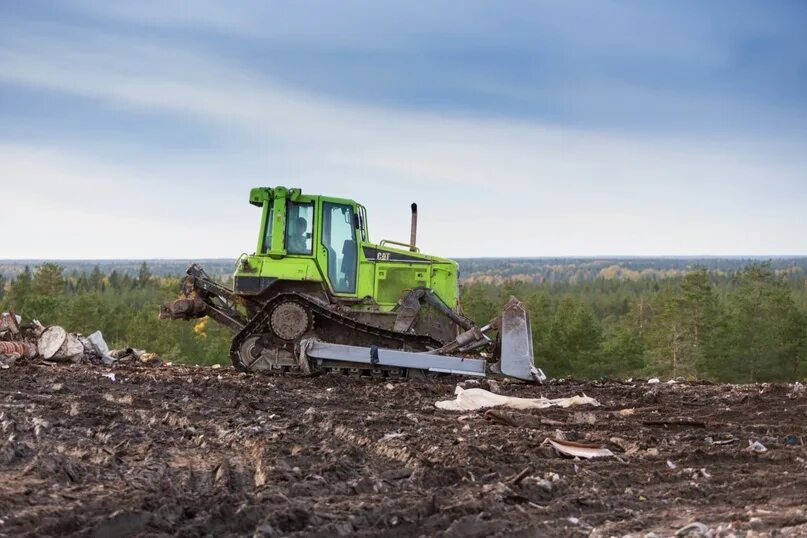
[1,261,805,382]
[0,262,231,366]
[461,263,807,382]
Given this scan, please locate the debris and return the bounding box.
[667,459,677,469]
[747,440,767,453]
[647,378,660,384]
[37,326,67,360]
[545,438,614,459]
[642,418,706,428]
[0,341,37,359]
[0,312,21,335]
[704,435,737,446]
[102,373,116,383]
[505,466,533,486]
[675,521,710,536]
[37,326,83,361]
[87,331,115,364]
[435,386,599,411]
[616,408,636,417]
[211,363,222,369]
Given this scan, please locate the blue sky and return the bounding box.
[1,1,806,258]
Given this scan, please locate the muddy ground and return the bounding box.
[1,363,806,537]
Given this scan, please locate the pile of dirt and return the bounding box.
[1,363,806,536]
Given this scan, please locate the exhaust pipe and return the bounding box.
[410,202,418,251]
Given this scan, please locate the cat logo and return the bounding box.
[376,251,391,261]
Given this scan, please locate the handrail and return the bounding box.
[379,239,420,252]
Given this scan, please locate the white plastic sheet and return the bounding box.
[435,386,600,411]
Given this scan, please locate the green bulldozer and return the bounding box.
[160,186,545,382]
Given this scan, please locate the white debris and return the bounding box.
[546,438,614,459]
[87,331,116,364]
[647,378,660,384]
[747,440,767,453]
[435,386,600,411]
[667,459,677,469]
[102,373,116,382]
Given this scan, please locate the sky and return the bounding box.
[1,1,806,258]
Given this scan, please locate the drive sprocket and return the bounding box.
[269,301,312,341]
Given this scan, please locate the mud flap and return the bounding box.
[498,297,546,383]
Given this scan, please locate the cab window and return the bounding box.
[322,202,357,293]
[285,201,313,255]
[262,204,275,253]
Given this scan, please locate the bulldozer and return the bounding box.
[160,186,545,382]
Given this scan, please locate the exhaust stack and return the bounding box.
[410,203,418,251]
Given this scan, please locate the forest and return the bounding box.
[1,259,805,382]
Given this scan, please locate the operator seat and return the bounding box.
[341,239,357,292]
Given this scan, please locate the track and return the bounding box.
[1,363,806,536]
[230,292,443,375]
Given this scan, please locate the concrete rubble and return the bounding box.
[0,310,163,369]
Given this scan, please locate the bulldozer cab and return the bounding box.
[242,186,459,310]
[250,187,363,297]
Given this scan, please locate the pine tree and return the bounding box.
[32,263,66,296]
[89,265,104,292]
[137,261,152,288]
[7,266,33,307]
[728,263,804,382]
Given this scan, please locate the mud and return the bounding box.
[1,364,806,537]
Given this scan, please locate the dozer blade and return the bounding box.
[496,297,546,383]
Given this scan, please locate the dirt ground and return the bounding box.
[1,363,806,537]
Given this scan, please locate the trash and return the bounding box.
[435,386,599,411]
[102,373,116,382]
[704,435,737,446]
[87,331,116,363]
[785,435,800,446]
[0,312,21,335]
[0,341,37,359]
[642,418,706,428]
[139,352,163,366]
[616,408,636,417]
[647,378,660,384]
[675,521,710,536]
[666,459,677,469]
[210,363,221,369]
[110,348,142,360]
[747,440,767,453]
[545,438,614,459]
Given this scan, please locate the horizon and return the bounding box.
[2,2,806,258]
[2,254,807,262]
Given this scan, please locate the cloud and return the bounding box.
[0,11,805,257]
